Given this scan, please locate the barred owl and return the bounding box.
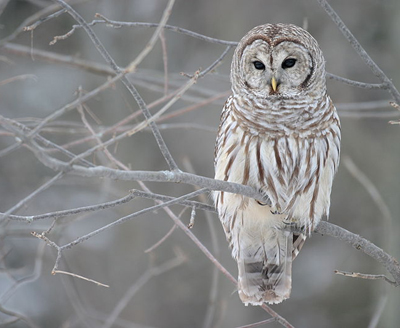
[214,24,341,305]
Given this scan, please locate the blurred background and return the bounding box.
[0,0,399,327]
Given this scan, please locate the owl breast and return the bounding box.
[214,95,340,236]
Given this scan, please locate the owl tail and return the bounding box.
[237,229,305,305]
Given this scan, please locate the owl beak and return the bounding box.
[271,76,278,92]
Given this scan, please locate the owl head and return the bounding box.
[231,24,326,100]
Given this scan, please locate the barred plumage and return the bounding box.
[214,24,340,305]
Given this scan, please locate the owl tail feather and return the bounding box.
[237,230,294,305]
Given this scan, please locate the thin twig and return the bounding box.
[368,295,388,328]
[184,45,233,79]
[159,29,169,95]
[52,270,109,287]
[338,111,400,119]
[144,224,177,253]
[235,318,277,328]
[0,74,38,86]
[334,270,397,286]
[326,73,386,90]
[2,43,115,76]
[144,208,187,253]
[23,8,67,31]
[157,91,230,122]
[2,192,136,222]
[0,304,41,328]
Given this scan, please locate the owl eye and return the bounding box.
[282,58,297,69]
[253,61,265,70]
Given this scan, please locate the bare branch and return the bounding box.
[315,221,400,285]
[326,73,386,90]
[53,270,110,288]
[159,29,169,95]
[2,192,136,222]
[23,8,67,31]
[69,166,269,204]
[0,74,38,86]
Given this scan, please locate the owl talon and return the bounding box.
[270,210,282,215]
[256,200,268,206]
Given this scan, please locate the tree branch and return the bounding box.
[315,221,400,285]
